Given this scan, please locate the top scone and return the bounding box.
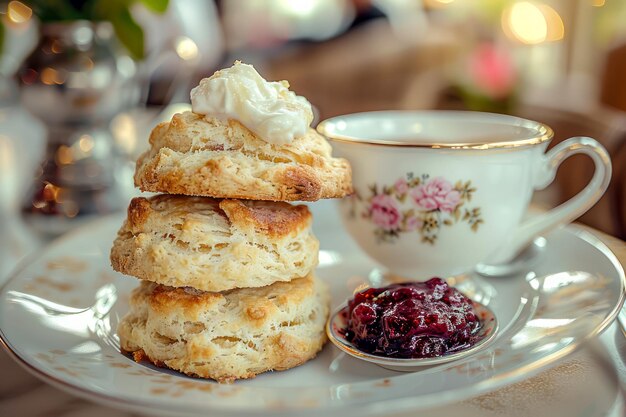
[134,112,352,201]
[134,62,352,201]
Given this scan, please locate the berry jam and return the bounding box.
[344,278,482,358]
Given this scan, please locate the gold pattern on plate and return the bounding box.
[138,373,248,399]
[35,353,54,364]
[150,387,169,395]
[46,257,88,273]
[53,366,80,377]
[127,369,155,377]
[34,275,75,292]
[110,362,132,369]
[216,386,243,398]
[174,380,214,392]
[374,378,392,387]
[143,379,217,398]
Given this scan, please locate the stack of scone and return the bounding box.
[111,62,352,383]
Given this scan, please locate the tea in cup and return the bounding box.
[317,111,611,279]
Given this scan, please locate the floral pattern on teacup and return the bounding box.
[353,174,483,244]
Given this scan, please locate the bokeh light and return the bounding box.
[277,0,319,17]
[503,1,564,45]
[175,36,199,61]
[7,1,32,24]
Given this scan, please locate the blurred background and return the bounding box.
[1,0,626,276]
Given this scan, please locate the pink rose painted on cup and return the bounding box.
[405,215,423,231]
[357,173,482,244]
[370,194,401,231]
[412,177,461,213]
[394,178,409,195]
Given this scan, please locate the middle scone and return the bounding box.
[110,194,318,292]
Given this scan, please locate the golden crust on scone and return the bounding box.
[110,195,318,292]
[117,274,329,383]
[133,111,352,201]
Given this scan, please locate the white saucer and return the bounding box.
[0,203,624,417]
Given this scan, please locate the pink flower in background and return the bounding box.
[370,194,402,231]
[394,178,409,195]
[469,43,516,99]
[411,177,461,213]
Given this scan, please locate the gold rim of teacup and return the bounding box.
[316,111,554,150]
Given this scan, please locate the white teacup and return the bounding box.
[317,111,611,279]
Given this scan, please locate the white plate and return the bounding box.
[0,202,624,417]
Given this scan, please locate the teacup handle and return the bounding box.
[488,137,612,264]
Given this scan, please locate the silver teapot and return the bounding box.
[18,20,141,235]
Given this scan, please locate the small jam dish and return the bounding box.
[326,301,499,372]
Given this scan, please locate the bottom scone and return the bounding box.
[118,274,329,383]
